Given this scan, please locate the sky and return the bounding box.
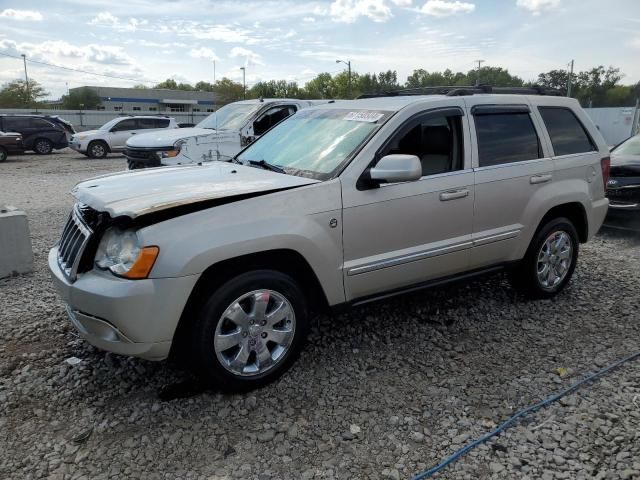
[0,0,639,99]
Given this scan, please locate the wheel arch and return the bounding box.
[88,139,111,153]
[169,248,329,359]
[537,202,589,243]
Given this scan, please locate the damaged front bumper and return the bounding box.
[48,247,199,360]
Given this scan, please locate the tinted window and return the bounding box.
[3,117,31,131]
[30,118,55,129]
[475,113,541,167]
[154,118,170,128]
[112,119,137,131]
[380,114,463,176]
[136,118,159,129]
[253,105,297,136]
[538,107,595,156]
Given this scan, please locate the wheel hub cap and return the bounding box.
[537,230,573,290]
[214,289,295,377]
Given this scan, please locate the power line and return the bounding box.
[0,51,160,84]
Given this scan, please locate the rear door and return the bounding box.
[468,101,553,268]
[1,117,32,146]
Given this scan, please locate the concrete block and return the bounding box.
[0,206,34,278]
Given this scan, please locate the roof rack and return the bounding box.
[357,85,565,99]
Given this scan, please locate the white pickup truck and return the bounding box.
[125,98,331,169]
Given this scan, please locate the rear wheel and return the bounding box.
[0,147,7,162]
[33,138,53,155]
[509,217,579,298]
[189,270,308,391]
[87,141,108,159]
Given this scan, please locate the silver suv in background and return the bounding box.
[69,116,178,158]
[124,98,332,169]
[49,87,609,391]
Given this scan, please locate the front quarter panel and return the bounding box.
[137,179,345,306]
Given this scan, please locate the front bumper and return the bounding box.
[607,179,640,212]
[48,247,199,360]
[69,142,86,154]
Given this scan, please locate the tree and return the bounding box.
[303,73,336,99]
[249,80,301,99]
[212,77,245,105]
[61,87,102,109]
[0,79,48,108]
[154,79,179,89]
[132,84,149,89]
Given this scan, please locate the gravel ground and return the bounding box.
[1,151,639,480]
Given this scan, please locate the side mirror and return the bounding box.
[369,154,422,184]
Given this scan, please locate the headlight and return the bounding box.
[95,227,159,279]
[161,139,186,158]
[75,135,87,140]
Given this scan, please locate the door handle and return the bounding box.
[530,174,552,184]
[130,132,136,135]
[439,189,469,201]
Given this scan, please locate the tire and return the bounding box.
[189,270,309,391]
[87,141,108,159]
[509,217,579,299]
[33,138,53,155]
[0,147,7,163]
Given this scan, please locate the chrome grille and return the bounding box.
[57,205,93,281]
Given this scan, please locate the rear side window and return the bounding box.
[154,118,170,128]
[30,118,55,129]
[3,117,31,130]
[136,118,157,129]
[538,107,596,156]
[475,113,541,167]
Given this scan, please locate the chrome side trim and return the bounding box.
[472,229,521,247]
[347,240,472,276]
[473,157,548,173]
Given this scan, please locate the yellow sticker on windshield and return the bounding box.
[344,111,384,123]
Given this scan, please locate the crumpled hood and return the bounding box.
[126,127,216,148]
[73,130,99,138]
[71,162,319,218]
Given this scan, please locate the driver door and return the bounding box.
[241,104,298,145]
[108,118,138,150]
[342,107,474,301]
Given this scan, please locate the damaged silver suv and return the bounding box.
[49,87,610,390]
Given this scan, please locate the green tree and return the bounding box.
[212,77,245,105]
[154,78,179,89]
[303,73,336,99]
[132,84,149,89]
[0,79,48,108]
[61,87,102,109]
[249,80,301,99]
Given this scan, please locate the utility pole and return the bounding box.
[240,67,246,100]
[212,59,216,112]
[474,59,485,86]
[21,54,30,107]
[567,59,574,97]
[336,59,352,98]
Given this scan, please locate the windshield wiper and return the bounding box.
[247,159,286,174]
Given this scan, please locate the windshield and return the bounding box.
[197,103,259,131]
[612,134,640,156]
[236,108,391,179]
[100,118,121,131]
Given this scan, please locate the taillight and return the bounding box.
[600,156,610,190]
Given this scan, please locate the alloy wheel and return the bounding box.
[214,289,296,377]
[536,230,573,290]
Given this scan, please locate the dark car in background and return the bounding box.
[0,130,24,162]
[607,133,640,212]
[0,115,71,154]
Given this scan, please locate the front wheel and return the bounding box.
[189,270,308,391]
[509,217,579,299]
[0,147,7,162]
[87,141,108,159]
